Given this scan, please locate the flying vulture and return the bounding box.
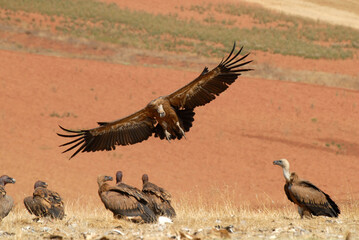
[24,180,65,220]
[273,159,340,218]
[97,173,156,223]
[0,175,16,220]
[141,174,176,218]
[57,43,252,158]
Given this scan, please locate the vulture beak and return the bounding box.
[105,176,113,181]
[43,182,48,187]
[10,178,16,184]
[273,160,281,166]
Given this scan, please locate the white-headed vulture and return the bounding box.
[141,174,176,218]
[24,180,65,220]
[273,159,340,218]
[0,175,16,220]
[57,43,252,158]
[98,173,156,223]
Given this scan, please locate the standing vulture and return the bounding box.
[141,174,176,218]
[0,175,16,220]
[57,42,252,158]
[273,159,340,218]
[98,174,156,223]
[24,180,65,220]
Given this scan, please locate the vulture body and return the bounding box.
[141,174,176,218]
[0,175,16,220]
[98,173,156,223]
[273,159,340,218]
[24,181,65,220]
[57,43,253,158]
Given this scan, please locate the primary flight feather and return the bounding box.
[57,43,253,158]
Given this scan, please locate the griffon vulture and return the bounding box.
[141,174,176,218]
[0,175,16,220]
[57,43,252,158]
[273,159,340,218]
[24,180,65,219]
[98,174,156,223]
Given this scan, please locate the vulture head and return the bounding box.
[34,180,48,189]
[142,174,149,184]
[273,158,291,181]
[115,171,123,184]
[148,98,166,118]
[0,175,16,186]
[273,159,290,170]
[97,175,113,187]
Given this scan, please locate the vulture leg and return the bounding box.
[164,130,171,142]
[298,206,311,218]
[176,122,186,139]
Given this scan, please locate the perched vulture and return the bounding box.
[98,173,156,223]
[273,159,340,218]
[0,175,16,220]
[24,180,65,219]
[141,174,176,218]
[57,43,252,158]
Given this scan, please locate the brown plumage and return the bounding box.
[24,180,65,219]
[273,159,340,218]
[141,174,176,218]
[98,173,156,223]
[0,175,16,220]
[57,43,253,158]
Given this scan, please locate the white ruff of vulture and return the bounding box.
[57,43,253,158]
[0,175,16,220]
[23,180,65,220]
[141,174,176,218]
[98,173,156,223]
[273,159,340,218]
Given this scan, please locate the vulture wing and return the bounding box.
[100,190,156,223]
[284,182,295,203]
[143,182,172,202]
[168,42,252,109]
[142,182,176,217]
[289,180,340,217]
[112,183,149,204]
[0,195,14,219]
[57,108,156,159]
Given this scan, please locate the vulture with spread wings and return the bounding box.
[58,43,252,158]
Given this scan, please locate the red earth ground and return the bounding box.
[0,0,359,211]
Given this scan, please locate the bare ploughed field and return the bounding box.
[0,0,358,239]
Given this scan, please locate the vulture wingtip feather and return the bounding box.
[221,42,236,65]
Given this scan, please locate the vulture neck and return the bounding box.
[98,182,111,194]
[282,167,290,182]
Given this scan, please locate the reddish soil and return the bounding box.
[1,49,358,208]
[0,0,358,210]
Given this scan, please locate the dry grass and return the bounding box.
[1,195,358,239]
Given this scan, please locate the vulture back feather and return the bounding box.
[289,173,340,218]
[142,174,176,218]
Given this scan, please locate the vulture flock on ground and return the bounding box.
[1,44,341,222]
